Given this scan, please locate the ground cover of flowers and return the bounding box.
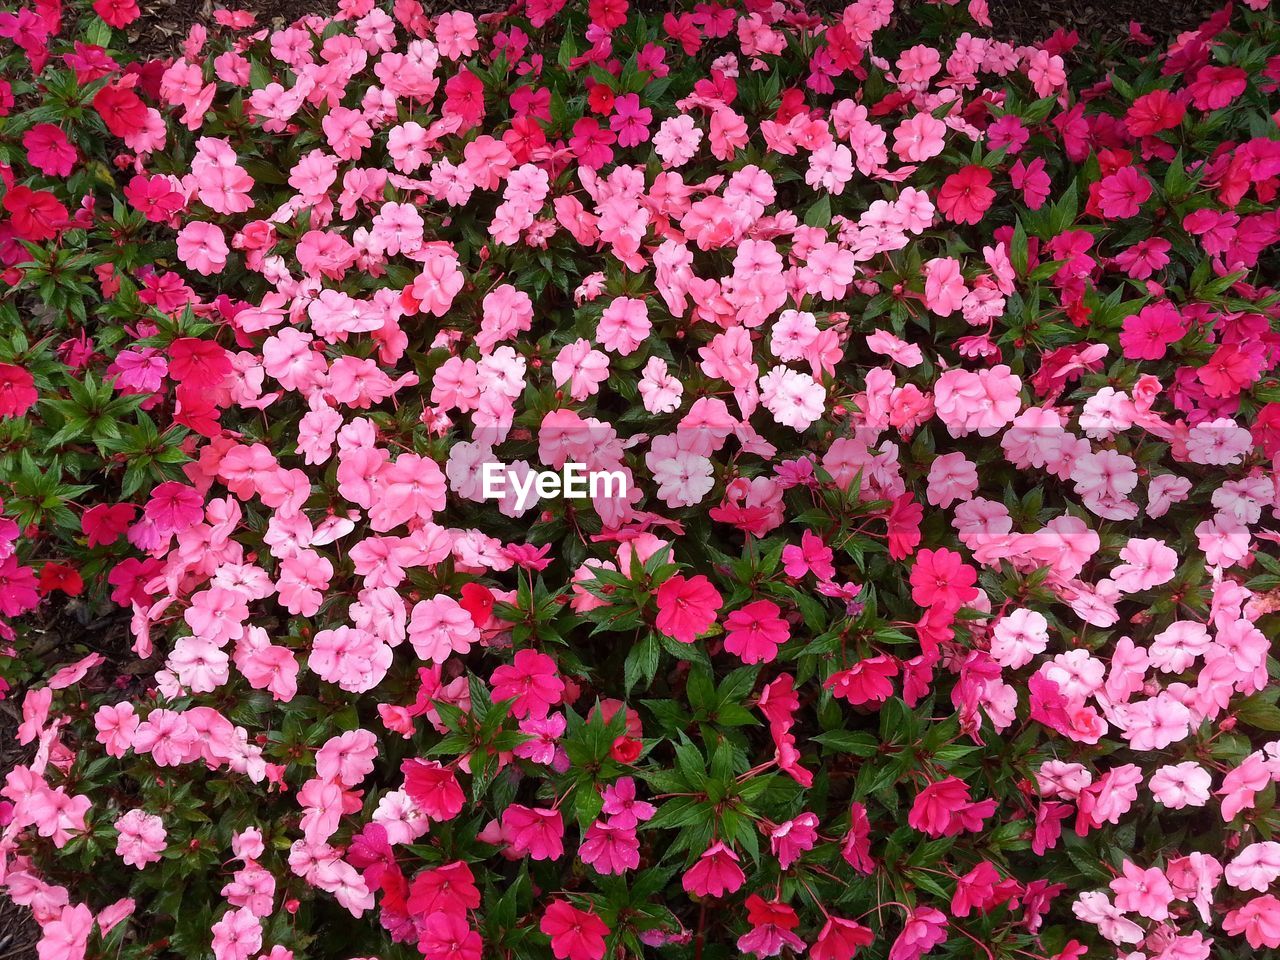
[2,0,1280,958]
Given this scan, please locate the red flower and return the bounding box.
[654,573,721,644]
[407,861,480,918]
[2,186,67,241]
[81,503,136,548]
[37,563,83,597]
[401,759,465,822]
[738,896,806,958]
[936,165,995,225]
[886,493,923,560]
[92,83,148,138]
[0,363,37,417]
[458,581,495,629]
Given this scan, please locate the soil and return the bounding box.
[123,0,1230,60]
[985,0,1225,45]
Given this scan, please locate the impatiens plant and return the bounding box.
[2,0,1280,958]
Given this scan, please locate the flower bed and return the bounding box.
[2,0,1280,959]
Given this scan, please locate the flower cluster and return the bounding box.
[2,0,1280,959]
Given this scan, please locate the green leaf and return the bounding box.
[804,195,832,228]
[812,730,878,756]
[1237,694,1280,732]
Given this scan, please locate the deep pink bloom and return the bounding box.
[681,842,746,897]
[936,166,995,225]
[655,574,722,644]
[0,363,37,417]
[723,599,789,664]
[401,760,465,822]
[489,649,565,719]
[540,901,610,960]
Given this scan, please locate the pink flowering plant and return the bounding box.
[3,0,1280,959]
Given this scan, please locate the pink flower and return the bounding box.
[419,913,483,960]
[540,901,610,960]
[23,123,76,176]
[826,656,899,706]
[1110,860,1174,920]
[114,809,167,867]
[925,452,978,509]
[893,112,946,162]
[94,702,139,758]
[888,906,947,960]
[1011,157,1051,209]
[1125,89,1186,136]
[610,93,652,147]
[600,777,655,828]
[723,599,789,664]
[782,530,836,580]
[552,339,610,400]
[143,481,204,535]
[1148,762,1212,809]
[211,907,262,960]
[812,917,874,960]
[933,366,1023,437]
[503,804,565,861]
[408,861,481,917]
[909,549,978,613]
[1224,895,1280,949]
[596,297,651,355]
[490,649,565,719]
[951,861,1010,917]
[1119,301,1183,360]
[176,221,229,276]
[578,819,640,874]
[409,595,480,664]
[922,257,966,317]
[0,363,38,417]
[990,609,1049,669]
[1111,537,1177,593]
[769,812,819,869]
[36,904,92,960]
[908,777,996,838]
[681,842,746,897]
[737,896,806,958]
[655,574,722,644]
[1096,165,1151,219]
